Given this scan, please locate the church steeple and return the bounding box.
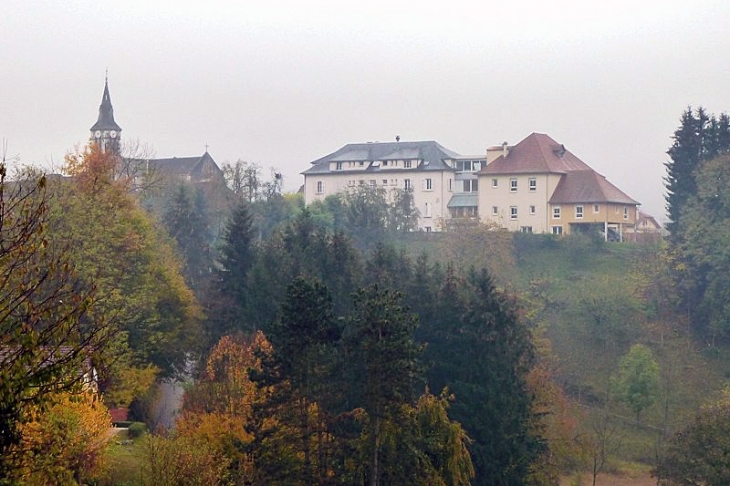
[90,75,122,154]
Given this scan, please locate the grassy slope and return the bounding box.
[401,231,730,466]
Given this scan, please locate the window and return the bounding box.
[404,160,412,168]
[404,179,411,190]
[510,178,518,192]
[520,226,533,233]
[551,226,563,235]
[593,204,600,213]
[383,179,388,186]
[529,205,536,215]
[369,180,376,187]
[316,181,325,194]
[492,178,498,188]
[336,162,343,171]
[553,206,561,219]
[528,178,537,191]
[448,178,452,191]
[358,180,365,186]
[624,206,629,219]
[348,180,355,187]
[390,179,397,186]
[359,161,365,167]
[382,160,388,167]
[424,202,432,218]
[510,206,518,220]
[425,226,432,233]
[424,178,433,191]
[576,205,584,219]
[463,179,479,192]
[492,206,498,216]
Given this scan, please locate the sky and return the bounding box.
[3,1,730,221]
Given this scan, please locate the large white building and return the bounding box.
[302,133,641,239]
[302,140,464,231]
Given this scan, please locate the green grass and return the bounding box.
[102,429,145,485]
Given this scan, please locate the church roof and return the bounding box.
[90,80,122,132]
[147,151,222,179]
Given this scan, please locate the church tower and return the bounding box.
[90,77,122,154]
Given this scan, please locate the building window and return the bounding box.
[369,180,376,187]
[348,180,355,187]
[492,206,498,216]
[510,178,518,192]
[383,179,388,186]
[390,179,397,186]
[382,160,388,167]
[593,204,600,213]
[336,162,343,171]
[425,226,432,233]
[448,178,452,191]
[359,161,365,167]
[358,180,365,186]
[510,206,518,219]
[424,202,432,218]
[404,160,412,168]
[424,178,433,191]
[551,226,563,235]
[463,179,479,192]
[576,205,584,219]
[492,178,498,188]
[624,206,629,219]
[529,178,536,191]
[316,181,325,194]
[529,205,536,215]
[404,179,411,190]
[553,206,561,219]
[520,226,533,233]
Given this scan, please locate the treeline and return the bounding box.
[172,204,545,485]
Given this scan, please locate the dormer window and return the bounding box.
[404,160,412,168]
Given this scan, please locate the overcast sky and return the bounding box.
[3,1,730,220]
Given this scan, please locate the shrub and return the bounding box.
[140,434,231,485]
[128,422,147,439]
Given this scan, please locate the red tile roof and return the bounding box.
[480,133,591,174]
[549,170,639,204]
[480,132,639,205]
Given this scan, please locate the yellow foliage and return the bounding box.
[104,363,159,408]
[11,390,111,485]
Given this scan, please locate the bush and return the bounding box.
[128,422,147,439]
[140,434,231,485]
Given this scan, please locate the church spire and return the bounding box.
[90,76,122,153]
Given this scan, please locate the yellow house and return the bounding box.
[478,133,639,240]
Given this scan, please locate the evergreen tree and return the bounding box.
[345,285,423,486]
[209,201,256,341]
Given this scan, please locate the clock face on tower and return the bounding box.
[95,130,101,138]
[110,131,117,138]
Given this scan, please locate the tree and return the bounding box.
[207,201,256,341]
[615,344,660,421]
[163,183,214,295]
[251,277,341,484]
[345,285,422,486]
[10,390,111,484]
[0,164,112,479]
[426,268,541,485]
[55,145,201,377]
[653,388,730,485]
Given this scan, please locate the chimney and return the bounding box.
[502,141,509,158]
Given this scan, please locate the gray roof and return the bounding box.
[148,152,221,179]
[90,80,122,132]
[303,140,461,175]
[447,193,479,208]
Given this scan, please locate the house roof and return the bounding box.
[637,211,661,229]
[447,193,479,208]
[549,170,639,205]
[479,133,591,175]
[303,140,461,175]
[90,80,122,132]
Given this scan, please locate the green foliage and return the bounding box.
[0,163,111,478]
[654,389,730,485]
[128,422,147,439]
[615,344,660,421]
[140,434,231,486]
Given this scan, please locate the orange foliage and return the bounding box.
[12,390,111,484]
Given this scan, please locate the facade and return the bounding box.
[302,140,461,231]
[478,133,639,240]
[90,78,122,154]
